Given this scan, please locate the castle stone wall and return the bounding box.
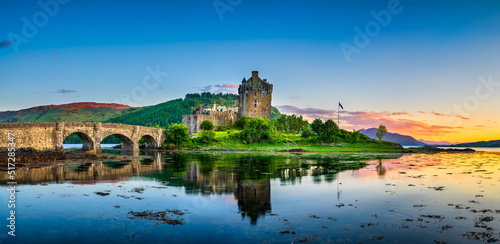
[182,111,238,134]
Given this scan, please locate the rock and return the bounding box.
[393,144,404,149]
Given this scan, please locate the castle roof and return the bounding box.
[242,76,264,86]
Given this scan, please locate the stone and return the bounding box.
[183,71,273,134]
[0,122,166,154]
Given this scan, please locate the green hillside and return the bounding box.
[0,104,140,123]
[105,92,281,128]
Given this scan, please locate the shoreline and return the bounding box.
[0,145,481,170]
[0,148,148,169]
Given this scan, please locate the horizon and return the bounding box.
[1,0,500,143]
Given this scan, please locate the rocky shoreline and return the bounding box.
[0,148,124,168]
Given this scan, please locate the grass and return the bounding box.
[176,130,406,153]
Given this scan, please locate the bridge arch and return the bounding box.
[100,133,135,152]
[139,134,158,149]
[63,132,95,151]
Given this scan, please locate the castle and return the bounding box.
[182,71,273,134]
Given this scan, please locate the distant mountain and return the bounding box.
[0,102,137,123]
[418,139,453,145]
[453,140,500,147]
[359,128,427,146]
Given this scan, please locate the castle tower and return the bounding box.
[236,71,273,119]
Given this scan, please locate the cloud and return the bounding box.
[289,95,301,99]
[53,89,76,94]
[198,83,238,94]
[390,112,409,116]
[276,105,463,137]
[199,85,212,92]
[422,110,470,120]
[455,115,470,120]
[431,111,446,116]
[275,105,336,118]
[0,40,13,48]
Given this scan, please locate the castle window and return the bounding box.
[254,100,257,108]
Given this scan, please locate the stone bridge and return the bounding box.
[0,122,166,154]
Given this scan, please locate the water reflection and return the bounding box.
[236,179,271,224]
[0,152,397,224]
[2,152,500,243]
[376,159,386,177]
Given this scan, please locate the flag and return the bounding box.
[339,102,344,109]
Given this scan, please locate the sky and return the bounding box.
[1,0,500,143]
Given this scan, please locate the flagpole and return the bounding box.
[338,101,340,128]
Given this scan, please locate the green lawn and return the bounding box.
[177,130,405,153]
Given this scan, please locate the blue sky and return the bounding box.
[1,0,500,142]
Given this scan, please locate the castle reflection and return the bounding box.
[0,152,400,224]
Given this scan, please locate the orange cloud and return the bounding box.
[276,105,463,137]
[455,115,470,120]
[431,111,446,116]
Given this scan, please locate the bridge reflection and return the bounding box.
[0,152,400,224]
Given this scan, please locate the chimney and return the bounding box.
[263,79,267,83]
[252,71,259,86]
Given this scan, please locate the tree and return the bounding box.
[166,123,190,146]
[320,120,339,142]
[376,124,387,142]
[309,118,339,142]
[350,129,361,143]
[311,119,323,135]
[200,120,214,131]
[239,117,274,144]
[274,114,309,134]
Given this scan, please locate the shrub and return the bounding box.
[239,117,274,144]
[166,123,190,146]
[234,116,249,130]
[200,120,214,131]
[274,114,309,134]
[197,131,216,144]
[301,127,314,138]
[216,125,232,131]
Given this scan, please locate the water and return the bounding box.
[64,144,119,149]
[436,147,500,152]
[1,152,500,243]
[403,146,500,152]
